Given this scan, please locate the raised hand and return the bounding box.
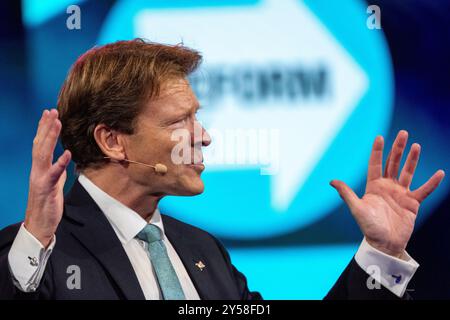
[24,109,71,248]
[330,130,445,258]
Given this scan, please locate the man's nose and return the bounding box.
[193,122,211,147]
[202,127,212,147]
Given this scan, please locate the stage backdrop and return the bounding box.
[0,0,449,299]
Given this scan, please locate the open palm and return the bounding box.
[331,130,445,258]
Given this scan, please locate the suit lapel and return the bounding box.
[63,181,145,300]
[162,216,219,300]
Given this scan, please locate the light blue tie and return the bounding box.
[136,224,186,300]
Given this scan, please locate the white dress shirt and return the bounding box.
[8,175,419,298]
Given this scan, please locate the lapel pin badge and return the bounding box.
[195,260,206,271]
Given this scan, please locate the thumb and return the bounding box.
[330,180,361,213]
[57,170,67,192]
[49,150,71,184]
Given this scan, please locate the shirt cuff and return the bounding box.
[354,237,419,298]
[8,223,55,292]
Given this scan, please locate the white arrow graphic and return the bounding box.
[135,0,368,212]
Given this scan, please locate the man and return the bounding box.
[0,39,445,300]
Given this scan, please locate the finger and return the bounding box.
[48,150,72,184]
[35,109,58,148]
[398,143,421,189]
[39,118,62,166]
[385,130,408,179]
[330,180,361,213]
[33,109,49,144]
[32,109,59,168]
[411,170,445,203]
[32,109,49,154]
[367,135,384,182]
[383,150,392,177]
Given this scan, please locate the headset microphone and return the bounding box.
[103,157,168,174]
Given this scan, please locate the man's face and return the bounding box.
[123,77,211,196]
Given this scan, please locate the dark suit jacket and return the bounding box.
[0,181,406,300]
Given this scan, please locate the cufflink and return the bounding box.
[195,260,206,271]
[28,256,38,267]
[391,274,402,284]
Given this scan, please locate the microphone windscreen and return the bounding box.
[154,163,168,174]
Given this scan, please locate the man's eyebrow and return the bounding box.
[172,104,200,119]
[170,102,202,119]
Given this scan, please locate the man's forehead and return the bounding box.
[161,78,194,97]
[165,78,196,100]
[145,78,198,115]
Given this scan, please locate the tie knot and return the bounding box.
[137,224,162,244]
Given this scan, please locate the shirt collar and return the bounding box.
[78,174,165,244]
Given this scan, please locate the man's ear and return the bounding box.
[93,124,126,161]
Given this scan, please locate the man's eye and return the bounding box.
[172,117,187,125]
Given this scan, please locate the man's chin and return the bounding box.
[174,177,205,196]
[185,181,205,196]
